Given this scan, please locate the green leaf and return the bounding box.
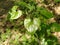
[41,38,47,45]
[24,18,40,33]
[10,10,22,19]
[15,1,35,12]
[27,4,35,11]
[37,7,53,19]
[15,1,28,8]
[51,23,60,32]
[11,6,18,12]
[8,6,22,20]
[54,0,60,3]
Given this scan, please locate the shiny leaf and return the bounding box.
[24,18,40,33]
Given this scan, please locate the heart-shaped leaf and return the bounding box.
[24,18,40,33]
[8,6,22,20]
[10,10,22,19]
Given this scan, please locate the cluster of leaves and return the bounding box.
[1,0,60,45]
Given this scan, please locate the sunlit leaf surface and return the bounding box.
[24,18,40,33]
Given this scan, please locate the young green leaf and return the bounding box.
[10,10,22,19]
[11,6,18,12]
[8,6,22,20]
[41,38,47,45]
[24,18,40,33]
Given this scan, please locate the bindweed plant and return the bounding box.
[7,0,60,45]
